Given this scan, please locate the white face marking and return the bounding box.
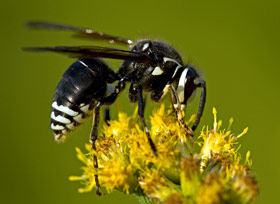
[80,104,90,113]
[79,60,88,67]
[52,102,79,116]
[66,122,75,130]
[163,57,182,79]
[73,114,83,123]
[51,112,71,124]
[142,43,150,51]
[152,66,164,76]
[177,68,189,104]
[51,123,65,130]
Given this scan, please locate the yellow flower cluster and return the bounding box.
[69,105,258,204]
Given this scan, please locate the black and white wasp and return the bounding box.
[24,21,206,195]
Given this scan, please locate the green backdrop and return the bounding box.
[1,0,279,203]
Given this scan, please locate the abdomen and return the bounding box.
[50,58,109,141]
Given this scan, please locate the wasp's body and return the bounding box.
[24,21,206,195]
[50,58,117,141]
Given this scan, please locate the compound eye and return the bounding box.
[183,68,200,106]
[176,67,199,109]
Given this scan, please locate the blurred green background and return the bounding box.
[1,0,279,203]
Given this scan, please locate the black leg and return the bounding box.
[138,87,157,156]
[100,83,125,125]
[100,80,125,105]
[103,86,115,125]
[151,89,164,102]
[192,80,206,131]
[90,102,102,196]
[89,81,126,195]
[103,106,110,126]
[128,83,139,102]
[170,84,193,136]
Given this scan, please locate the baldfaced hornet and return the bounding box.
[23,21,206,195]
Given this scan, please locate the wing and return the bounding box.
[22,46,152,64]
[26,21,133,46]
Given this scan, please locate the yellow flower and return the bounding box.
[180,156,201,199]
[196,172,224,204]
[228,163,259,203]
[199,108,248,170]
[139,168,182,201]
[163,193,187,204]
[69,105,258,204]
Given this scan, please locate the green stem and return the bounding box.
[134,188,151,204]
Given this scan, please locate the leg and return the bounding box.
[90,102,102,196]
[100,80,125,105]
[100,81,125,125]
[90,81,125,194]
[103,106,110,125]
[192,80,206,131]
[151,89,164,102]
[138,87,157,156]
[103,85,115,125]
[170,84,193,136]
[129,83,139,102]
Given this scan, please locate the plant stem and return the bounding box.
[134,189,151,204]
